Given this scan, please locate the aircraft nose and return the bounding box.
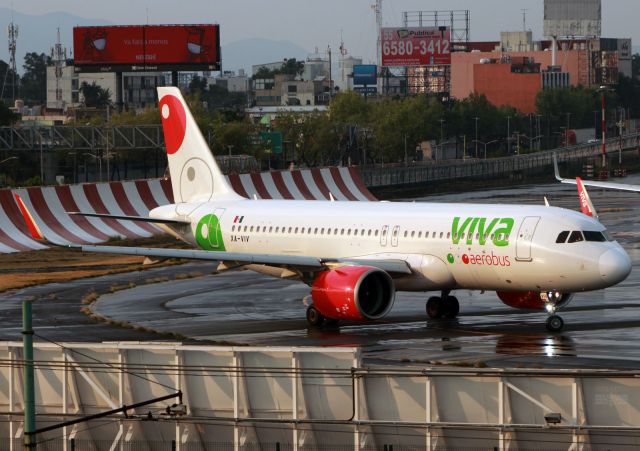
[599,248,632,285]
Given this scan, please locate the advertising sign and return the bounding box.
[353,64,377,85]
[543,0,601,37]
[381,27,451,67]
[73,24,221,72]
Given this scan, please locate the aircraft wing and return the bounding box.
[553,153,640,192]
[70,244,413,274]
[67,212,191,225]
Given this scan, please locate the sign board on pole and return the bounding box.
[73,24,221,72]
[353,65,378,85]
[381,27,451,67]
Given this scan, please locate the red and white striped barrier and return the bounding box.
[0,167,375,253]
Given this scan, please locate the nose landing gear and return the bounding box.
[544,291,567,332]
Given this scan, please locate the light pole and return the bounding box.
[84,152,102,182]
[507,116,511,154]
[474,117,479,158]
[599,86,607,167]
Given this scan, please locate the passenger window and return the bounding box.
[439,232,443,238]
[556,231,569,243]
[432,232,436,238]
[321,228,325,234]
[361,229,365,235]
[368,230,372,236]
[584,231,606,242]
[568,231,584,243]
[404,231,408,238]
[232,225,235,232]
[375,230,379,236]
[334,228,338,234]
[269,226,273,233]
[288,227,292,233]
[341,229,345,235]
[393,229,398,237]
[314,228,318,234]
[347,229,351,235]
[411,231,415,238]
[418,232,422,238]
[244,226,248,232]
[447,232,451,239]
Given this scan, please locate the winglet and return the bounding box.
[553,153,564,182]
[576,177,598,219]
[14,194,45,241]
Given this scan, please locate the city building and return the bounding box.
[207,69,250,93]
[253,74,331,107]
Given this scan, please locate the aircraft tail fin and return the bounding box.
[157,87,244,203]
[576,176,598,219]
[14,194,49,244]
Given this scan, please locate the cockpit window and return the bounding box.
[602,230,615,242]
[567,231,584,243]
[583,231,607,242]
[556,231,570,243]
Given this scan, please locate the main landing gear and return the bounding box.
[306,305,339,327]
[426,291,460,319]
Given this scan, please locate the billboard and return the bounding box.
[353,65,377,85]
[73,24,221,72]
[543,0,601,37]
[381,27,451,67]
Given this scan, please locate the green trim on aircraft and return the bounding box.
[195,214,226,251]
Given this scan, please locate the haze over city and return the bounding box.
[1,0,639,72]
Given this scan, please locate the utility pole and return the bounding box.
[23,300,36,449]
[5,15,19,102]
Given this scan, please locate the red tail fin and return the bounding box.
[576,177,598,219]
[14,194,45,241]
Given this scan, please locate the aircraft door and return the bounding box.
[380,225,389,246]
[515,216,540,262]
[391,225,400,247]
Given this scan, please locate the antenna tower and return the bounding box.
[2,15,19,103]
[371,0,382,67]
[51,28,68,109]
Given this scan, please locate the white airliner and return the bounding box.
[16,88,632,332]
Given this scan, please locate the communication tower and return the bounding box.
[2,16,19,102]
[371,0,382,67]
[51,28,68,109]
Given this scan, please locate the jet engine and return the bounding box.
[497,290,573,311]
[311,266,395,321]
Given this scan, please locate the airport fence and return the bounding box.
[360,132,640,188]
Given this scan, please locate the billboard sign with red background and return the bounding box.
[381,27,451,67]
[73,25,221,72]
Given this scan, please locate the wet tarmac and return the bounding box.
[2,175,640,369]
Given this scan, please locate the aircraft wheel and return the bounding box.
[442,296,460,319]
[546,315,564,332]
[306,305,325,327]
[426,296,443,319]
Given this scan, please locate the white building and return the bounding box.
[336,55,363,92]
[208,69,250,93]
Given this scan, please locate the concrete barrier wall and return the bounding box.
[0,167,376,253]
[2,342,640,450]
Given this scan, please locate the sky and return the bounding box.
[1,0,639,65]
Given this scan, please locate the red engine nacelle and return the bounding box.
[497,291,573,310]
[311,265,395,321]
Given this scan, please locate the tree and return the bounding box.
[252,66,278,80]
[188,75,208,94]
[21,52,51,104]
[0,100,18,125]
[281,58,305,78]
[0,60,19,103]
[80,81,112,108]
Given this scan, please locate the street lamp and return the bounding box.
[474,117,479,158]
[84,152,103,182]
[473,139,499,159]
[598,85,608,168]
[0,156,18,165]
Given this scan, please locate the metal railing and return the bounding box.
[360,132,640,188]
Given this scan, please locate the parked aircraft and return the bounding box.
[554,154,640,193]
[15,88,632,332]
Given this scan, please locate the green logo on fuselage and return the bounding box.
[195,214,226,251]
[451,216,514,247]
